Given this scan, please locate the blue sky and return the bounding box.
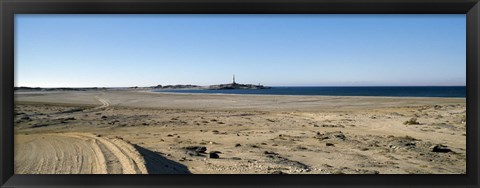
[15,14,466,87]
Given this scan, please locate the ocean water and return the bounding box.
[153,86,466,98]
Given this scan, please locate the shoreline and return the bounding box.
[146,90,467,100]
[15,89,466,100]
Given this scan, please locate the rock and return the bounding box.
[235,143,242,147]
[184,146,207,153]
[388,136,418,150]
[430,144,452,153]
[405,142,416,147]
[264,151,277,155]
[296,146,308,150]
[334,133,346,140]
[209,152,220,159]
[316,131,346,141]
[326,143,335,147]
[266,119,276,122]
[30,123,48,128]
[64,117,76,121]
[271,170,288,174]
[20,116,31,121]
[404,118,420,125]
[101,116,108,119]
[108,120,120,125]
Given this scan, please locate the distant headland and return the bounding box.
[152,75,270,90]
[15,75,270,91]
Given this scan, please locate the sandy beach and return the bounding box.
[14,90,466,174]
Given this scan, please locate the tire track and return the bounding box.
[94,96,110,109]
[71,133,148,174]
[94,92,111,109]
[15,133,148,174]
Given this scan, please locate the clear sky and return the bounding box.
[15,14,466,87]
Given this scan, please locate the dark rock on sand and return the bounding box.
[209,152,220,159]
[271,170,288,174]
[30,123,48,128]
[264,151,278,155]
[388,136,418,150]
[315,131,347,141]
[184,146,207,153]
[64,117,76,121]
[20,116,31,121]
[430,144,452,153]
[404,118,420,125]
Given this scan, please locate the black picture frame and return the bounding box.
[1,0,479,187]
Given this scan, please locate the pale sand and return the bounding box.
[14,90,466,174]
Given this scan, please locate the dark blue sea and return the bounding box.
[153,86,466,98]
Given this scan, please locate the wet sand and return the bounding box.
[14,90,466,174]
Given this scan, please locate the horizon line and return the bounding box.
[14,85,467,88]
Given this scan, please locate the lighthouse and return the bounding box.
[232,74,236,84]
